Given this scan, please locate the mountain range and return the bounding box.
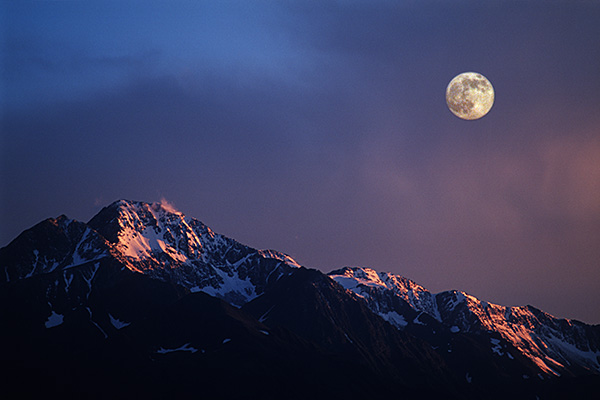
[1,199,598,399]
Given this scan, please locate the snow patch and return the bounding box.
[332,276,362,292]
[109,313,131,329]
[63,270,74,293]
[26,250,40,278]
[379,311,408,328]
[198,266,258,307]
[413,313,426,325]
[259,306,275,322]
[491,338,504,356]
[344,333,354,344]
[156,343,198,354]
[86,307,108,338]
[331,268,386,290]
[4,261,9,282]
[265,264,282,283]
[258,249,301,268]
[45,311,64,328]
[81,262,100,297]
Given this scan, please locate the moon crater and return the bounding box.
[446,72,494,120]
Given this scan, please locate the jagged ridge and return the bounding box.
[329,266,600,377]
[1,199,599,399]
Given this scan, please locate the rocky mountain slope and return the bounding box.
[1,199,598,399]
[329,267,600,378]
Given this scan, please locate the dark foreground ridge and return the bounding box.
[1,199,599,399]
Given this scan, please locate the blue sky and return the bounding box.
[2,1,600,323]
[3,2,303,108]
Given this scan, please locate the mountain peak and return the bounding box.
[85,199,298,305]
[0,214,108,284]
[88,199,208,260]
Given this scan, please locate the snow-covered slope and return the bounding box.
[329,267,600,377]
[330,266,441,326]
[2,199,299,307]
[87,200,300,306]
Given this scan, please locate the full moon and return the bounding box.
[446,72,494,120]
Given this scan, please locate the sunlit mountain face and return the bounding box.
[329,267,600,377]
[1,200,599,399]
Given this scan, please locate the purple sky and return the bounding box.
[2,1,600,324]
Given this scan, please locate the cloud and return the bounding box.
[2,32,162,110]
[157,198,180,215]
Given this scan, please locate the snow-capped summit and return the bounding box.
[89,199,206,267]
[91,199,301,306]
[4,199,300,307]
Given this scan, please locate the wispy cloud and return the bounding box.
[157,198,180,215]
